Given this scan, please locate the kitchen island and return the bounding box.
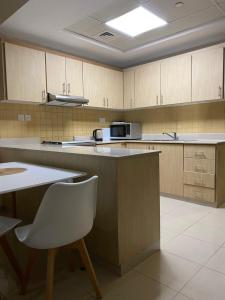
[0,139,160,275]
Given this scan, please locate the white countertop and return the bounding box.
[0,162,86,194]
[0,139,159,158]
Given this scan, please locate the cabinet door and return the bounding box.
[161,54,191,105]
[65,57,83,96]
[106,68,123,109]
[5,43,46,103]
[192,47,224,101]
[124,70,135,109]
[83,62,107,108]
[135,62,160,107]
[46,53,66,95]
[155,144,184,196]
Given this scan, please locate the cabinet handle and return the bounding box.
[67,83,71,95]
[195,166,205,173]
[194,151,205,158]
[42,90,46,101]
[107,98,109,107]
[156,95,159,105]
[218,86,222,99]
[62,83,66,94]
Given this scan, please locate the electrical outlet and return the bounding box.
[99,117,106,124]
[17,114,25,121]
[25,114,31,121]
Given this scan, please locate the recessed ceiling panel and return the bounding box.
[143,0,213,22]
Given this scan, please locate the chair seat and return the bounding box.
[15,224,32,243]
[0,216,21,237]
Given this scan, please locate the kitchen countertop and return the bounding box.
[98,139,225,145]
[0,139,159,159]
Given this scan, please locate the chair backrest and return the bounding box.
[24,176,98,249]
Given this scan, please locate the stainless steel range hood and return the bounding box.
[46,93,89,107]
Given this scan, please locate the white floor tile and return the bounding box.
[183,221,225,246]
[160,197,186,214]
[160,214,193,235]
[163,235,219,265]
[160,229,179,247]
[135,250,201,291]
[173,293,192,300]
[167,205,210,224]
[100,271,176,300]
[181,267,225,300]
[206,247,225,274]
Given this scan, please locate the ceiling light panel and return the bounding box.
[106,6,167,37]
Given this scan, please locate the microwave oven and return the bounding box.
[110,122,142,140]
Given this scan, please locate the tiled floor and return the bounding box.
[8,196,225,299]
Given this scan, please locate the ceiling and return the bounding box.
[0,0,225,67]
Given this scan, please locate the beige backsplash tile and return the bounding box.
[1,101,225,139]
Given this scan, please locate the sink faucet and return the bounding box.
[163,132,177,140]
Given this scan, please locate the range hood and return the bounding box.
[46,93,89,107]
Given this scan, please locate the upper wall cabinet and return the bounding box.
[192,47,224,102]
[160,54,192,105]
[4,43,46,103]
[124,70,135,109]
[135,62,161,108]
[83,62,123,109]
[46,53,83,96]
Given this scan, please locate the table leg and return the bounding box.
[11,192,17,218]
[0,235,25,290]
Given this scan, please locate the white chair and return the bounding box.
[14,176,102,300]
[0,216,24,290]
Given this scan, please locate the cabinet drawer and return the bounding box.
[184,185,215,203]
[184,171,215,188]
[184,145,215,159]
[184,158,215,174]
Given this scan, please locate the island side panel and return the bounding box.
[216,143,225,207]
[0,148,119,267]
[117,153,160,274]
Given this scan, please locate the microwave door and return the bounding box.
[110,125,126,138]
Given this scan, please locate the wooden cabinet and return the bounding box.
[134,62,160,107]
[106,68,123,109]
[184,145,216,203]
[127,142,183,196]
[65,57,83,96]
[83,62,123,109]
[160,54,191,105]
[46,53,83,96]
[4,43,46,103]
[192,47,224,102]
[123,70,135,109]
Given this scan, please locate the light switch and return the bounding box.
[25,114,32,121]
[17,114,25,121]
[99,117,106,124]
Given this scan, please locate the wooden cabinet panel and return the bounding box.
[184,145,215,160]
[5,43,46,103]
[184,171,215,188]
[192,47,224,102]
[134,62,160,107]
[65,57,83,96]
[155,144,183,196]
[46,53,66,95]
[83,62,108,108]
[184,185,215,203]
[161,54,191,105]
[123,70,135,109]
[106,69,123,109]
[184,158,215,174]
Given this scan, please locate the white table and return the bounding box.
[0,162,86,217]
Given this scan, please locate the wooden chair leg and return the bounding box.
[21,248,39,295]
[77,239,102,299]
[46,248,57,300]
[0,235,24,290]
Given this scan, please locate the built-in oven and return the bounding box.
[110,122,142,140]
